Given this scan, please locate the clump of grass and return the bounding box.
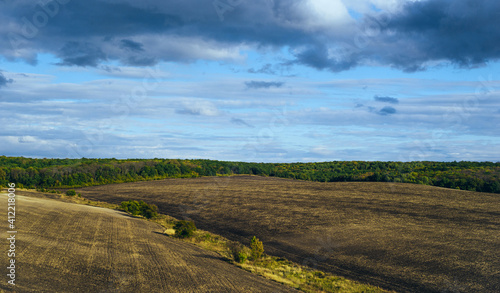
[238,255,386,293]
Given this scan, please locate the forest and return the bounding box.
[1,156,499,193]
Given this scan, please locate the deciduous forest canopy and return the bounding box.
[1,156,499,193]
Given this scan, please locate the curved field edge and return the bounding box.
[4,189,390,293]
[70,176,500,293]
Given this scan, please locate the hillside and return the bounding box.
[0,192,297,292]
[75,176,500,292]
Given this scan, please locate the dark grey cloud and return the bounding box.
[378,106,397,116]
[120,39,144,52]
[0,71,13,87]
[0,0,342,68]
[292,0,500,72]
[377,0,500,71]
[56,41,107,67]
[293,44,359,72]
[374,95,399,104]
[245,81,284,89]
[1,0,500,72]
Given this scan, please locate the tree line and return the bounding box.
[1,156,499,193]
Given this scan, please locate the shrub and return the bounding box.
[237,251,248,263]
[141,202,159,219]
[173,220,196,238]
[120,200,158,219]
[66,190,76,196]
[228,241,247,263]
[250,236,264,260]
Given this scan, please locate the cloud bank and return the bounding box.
[2,0,500,72]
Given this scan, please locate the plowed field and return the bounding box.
[75,176,500,293]
[0,193,297,292]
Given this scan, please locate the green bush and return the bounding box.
[174,220,196,238]
[228,241,247,263]
[250,236,264,260]
[237,251,248,263]
[120,200,158,219]
[66,190,76,196]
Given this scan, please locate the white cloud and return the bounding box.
[176,100,221,116]
[301,0,353,28]
[139,35,249,64]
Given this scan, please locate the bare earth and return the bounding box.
[0,193,297,293]
[74,176,500,293]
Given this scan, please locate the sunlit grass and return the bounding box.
[153,218,390,293]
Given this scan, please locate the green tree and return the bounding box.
[250,236,264,260]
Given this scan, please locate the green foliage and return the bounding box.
[1,156,499,193]
[237,251,248,263]
[66,189,76,196]
[173,220,196,238]
[250,236,264,260]
[120,200,158,219]
[228,241,248,263]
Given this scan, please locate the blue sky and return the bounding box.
[0,0,499,162]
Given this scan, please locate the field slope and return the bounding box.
[0,193,297,292]
[75,176,500,293]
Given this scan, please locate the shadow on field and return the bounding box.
[76,176,500,293]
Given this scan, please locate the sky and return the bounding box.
[0,0,499,162]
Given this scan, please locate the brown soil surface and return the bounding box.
[74,176,500,292]
[0,192,297,293]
